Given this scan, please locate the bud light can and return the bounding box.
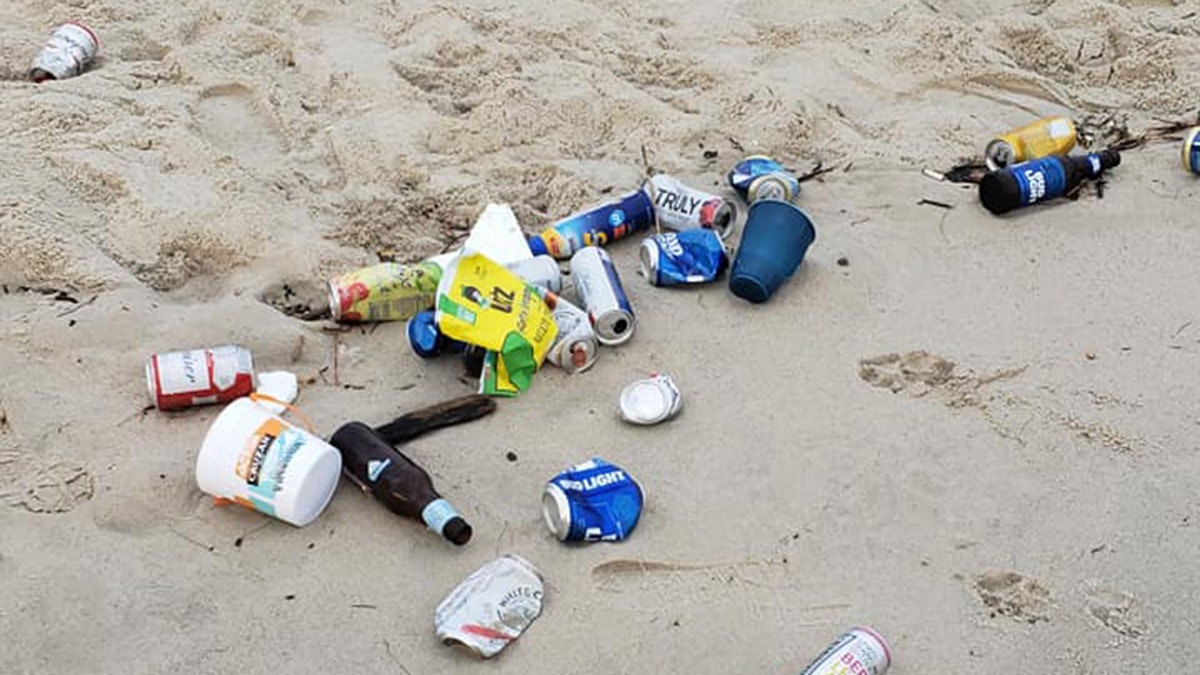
[528,190,655,260]
[569,246,635,346]
[29,22,99,83]
[639,229,728,287]
[146,345,255,411]
[644,174,738,239]
[729,155,800,203]
[406,311,467,359]
[541,458,643,542]
[1183,127,1200,175]
[798,628,892,675]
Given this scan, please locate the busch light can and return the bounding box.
[435,555,544,659]
[541,458,643,542]
[406,311,467,359]
[528,190,656,260]
[644,174,737,240]
[1183,127,1200,175]
[798,628,892,675]
[507,255,562,293]
[640,229,729,287]
[569,246,635,346]
[146,345,255,411]
[29,22,99,83]
[729,155,800,203]
[543,294,599,374]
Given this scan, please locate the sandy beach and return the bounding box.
[2,0,1200,673]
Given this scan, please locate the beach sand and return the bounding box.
[2,0,1199,673]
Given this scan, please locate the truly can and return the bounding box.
[406,311,467,359]
[618,373,682,425]
[985,116,1077,171]
[146,345,255,411]
[798,628,892,675]
[569,247,635,346]
[528,189,656,260]
[435,554,545,659]
[640,229,729,287]
[543,294,599,374]
[728,155,801,204]
[29,22,99,83]
[508,255,563,293]
[327,261,442,323]
[1182,127,1200,175]
[644,174,738,240]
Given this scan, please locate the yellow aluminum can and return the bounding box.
[985,117,1077,171]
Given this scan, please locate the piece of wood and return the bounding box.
[374,394,497,446]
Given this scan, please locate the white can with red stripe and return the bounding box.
[799,627,892,675]
[146,346,255,411]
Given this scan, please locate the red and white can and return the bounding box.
[29,22,99,83]
[146,346,255,411]
[799,628,892,675]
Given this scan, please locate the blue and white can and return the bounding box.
[569,246,635,346]
[729,155,801,203]
[541,458,643,542]
[640,229,729,287]
[1183,127,1200,175]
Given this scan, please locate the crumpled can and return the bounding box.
[544,294,599,374]
[435,554,545,659]
[639,229,729,287]
[542,458,643,542]
[619,373,682,426]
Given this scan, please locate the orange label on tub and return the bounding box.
[236,418,286,485]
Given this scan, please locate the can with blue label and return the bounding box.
[1183,127,1200,175]
[640,229,729,287]
[541,458,643,542]
[528,190,656,260]
[728,155,801,203]
[406,311,467,359]
[569,246,635,346]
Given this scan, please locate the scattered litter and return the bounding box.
[640,229,728,287]
[985,117,1077,171]
[529,190,655,259]
[435,555,544,659]
[980,150,1120,215]
[29,22,98,83]
[644,173,737,240]
[146,346,255,411]
[619,373,682,426]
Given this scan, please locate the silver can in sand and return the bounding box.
[435,554,545,659]
[29,22,99,83]
[569,246,635,346]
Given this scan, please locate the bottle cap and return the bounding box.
[619,373,682,425]
[442,517,473,546]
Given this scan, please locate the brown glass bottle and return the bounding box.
[329,422,472,545]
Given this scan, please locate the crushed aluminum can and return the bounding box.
[799,627,892,675]
[146,345,255,411]
[644,174,737,240]
[435,554,545,659]
[618,373,682,426]
[542,458,643,542]
[640,229,729,287]
[728,155,801,204]
[29,22,99,83]
[327,261,442,323]
[569,246,635,346]
[544,294,599,374]
[508,255,563,293]
[1182,127,1200,176]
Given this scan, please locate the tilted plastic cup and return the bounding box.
[729,200,816,304]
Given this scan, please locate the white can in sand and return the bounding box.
[29,22,99,83]
[196,398,342,527]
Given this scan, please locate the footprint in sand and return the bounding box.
[1084,585,1147,639]
[2,460,95,514]
[858,350,1025,406]
[260,279,331,321]
[196,84,285,172]
[974,570,1052,624]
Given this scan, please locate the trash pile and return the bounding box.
[28,17,1200,672]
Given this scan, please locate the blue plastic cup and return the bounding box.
[729,200,816,303]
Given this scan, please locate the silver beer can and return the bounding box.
[29,22,99,83]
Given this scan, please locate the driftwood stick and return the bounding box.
[373,395,497,446]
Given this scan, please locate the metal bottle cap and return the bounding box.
[619,373,682,425]
[541,483,572,541]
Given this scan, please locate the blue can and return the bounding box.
[728,155,801,203]
[528,189,656,260]
[639,229,729,287]
[406,311,467,358]
[1184,127,1200,175]
[541,458,643,542]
